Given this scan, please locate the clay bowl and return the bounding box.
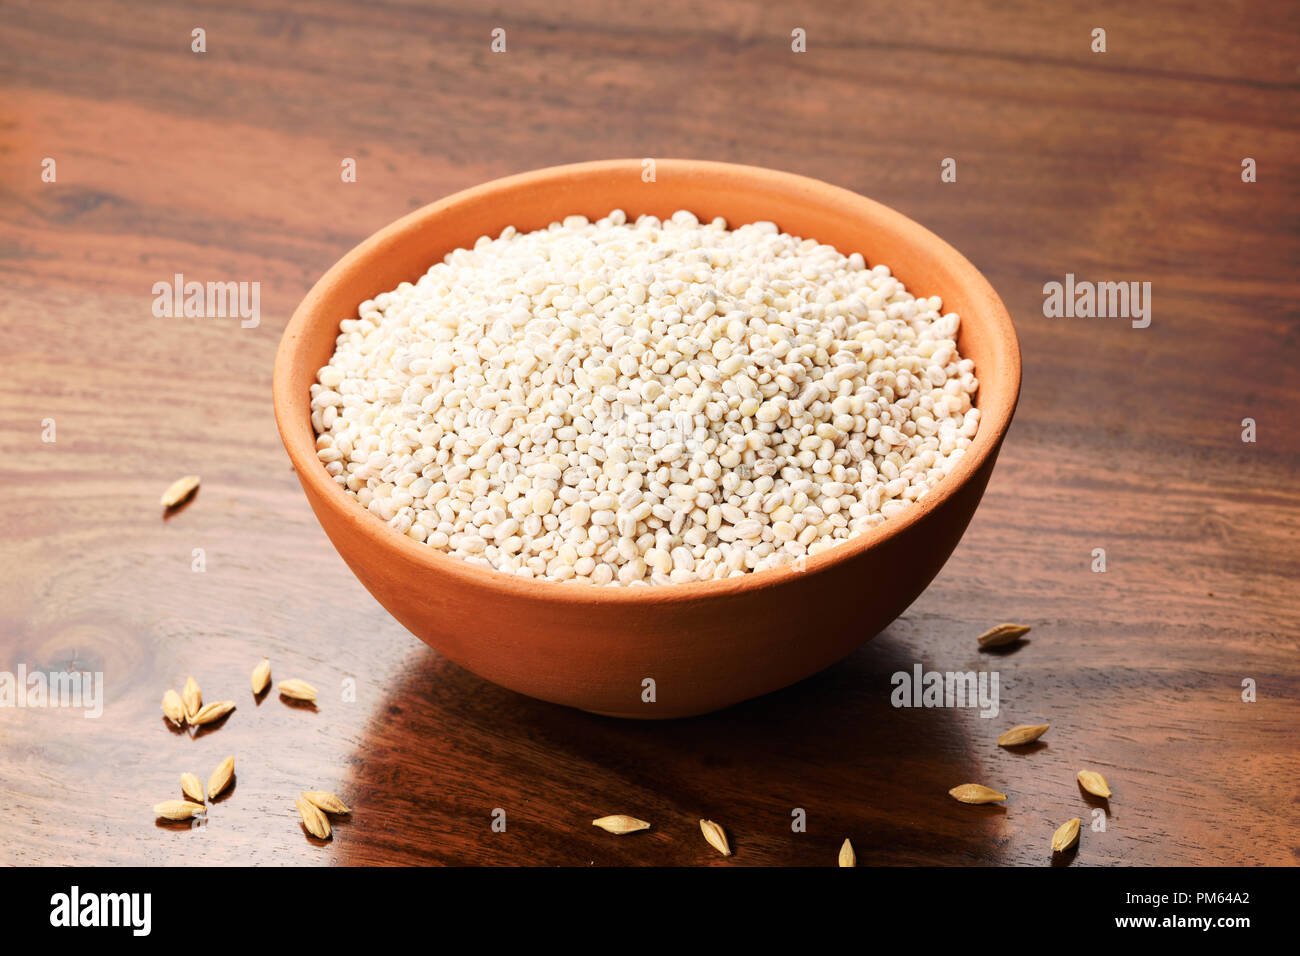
[273,159,1020,719]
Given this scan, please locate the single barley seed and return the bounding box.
[278,679,317,702]
[189,700,235,726]
[207,756,235,799]
[977,623,1031,647]
[699,818,732,856]
[180,773,204,804]
[160,475,200,509]
[1051,817,1082,853]
[181,676,201,721]
[1077,769,1112,799]
[154,800,206,821]
[251,658,271,695]
[997,723,1050,747]
[162,689,186,726]
[948,784,1007,805]
[592,815,650,834]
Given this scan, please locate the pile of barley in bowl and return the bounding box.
[309,210,979,586]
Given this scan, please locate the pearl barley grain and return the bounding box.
[311,210,979,586]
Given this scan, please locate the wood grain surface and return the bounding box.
[1,0,1297,866]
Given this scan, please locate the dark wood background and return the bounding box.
[1,0,1296,866]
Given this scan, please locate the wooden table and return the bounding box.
[2,0,1296,867]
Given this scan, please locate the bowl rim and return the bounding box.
[273,158,1021,605]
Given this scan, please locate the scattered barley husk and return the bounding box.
[208,756,235,800]
[162,689,186,726]
[977,623,1032,647]
[699,819,731,856]
[181,676,201,721]
[838,838,856,867]
[161,474,200,509]
[1077,769,1112,799]
[592,814,649,834]
[1052,817,1082,853]
[296,796,331,840]
[278,679,317,702]
[949,784,1007,804]
[997,723,1050,747]
[302,791,351,815]
[189,700,235,726]
[154,800,206,821]
[251,658,271,695]
[180,773,204,803]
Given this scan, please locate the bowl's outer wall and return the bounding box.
[275,160,1020,718]
[305,443,1002,718]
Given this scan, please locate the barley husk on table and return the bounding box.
[180,773,204,804]
[997,723,1050,747]
[1077,769,1113,799]
[296,796,332,840]
[302,791,351,815]
[1052,817,1082,853]
[948,784,1008,804]
[207,756,235,799]
[977,623,1032,647]
[592,814,650,834]
[154,800,206,821]
[251,657,271,695]
[278,679,317,702]
[189,700,235,726]
[181,676,201,721]
[161,689,186,726]
[699,819,731,856]
[160,474,200,509]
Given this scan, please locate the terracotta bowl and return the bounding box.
[273,159,1020,718]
